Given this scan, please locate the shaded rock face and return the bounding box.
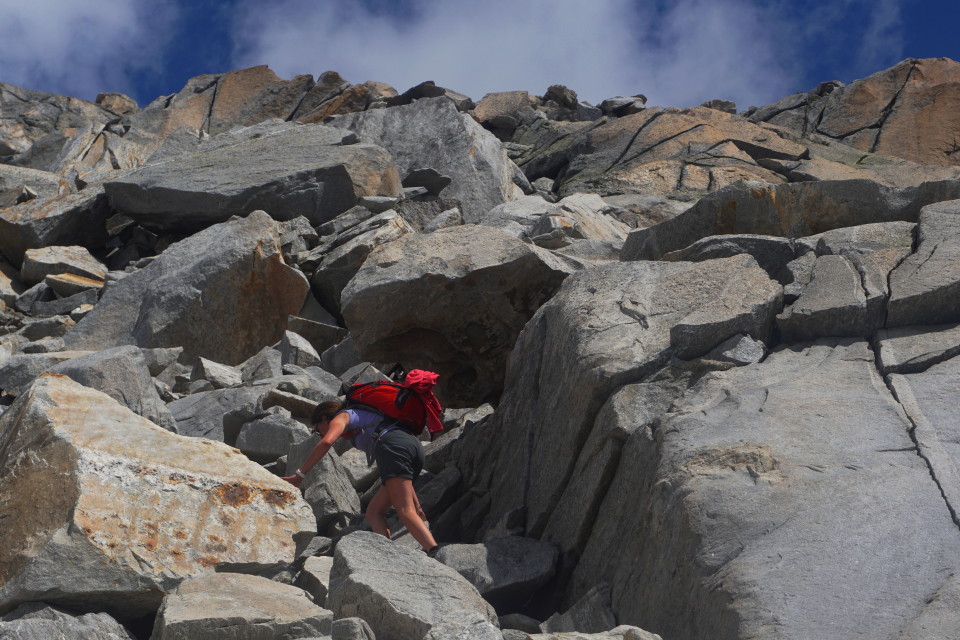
[750,57,960,168]
[0,375,315,618]
[64,211,308,366]
[341,225,580,406]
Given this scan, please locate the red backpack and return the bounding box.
[345,381,429,434]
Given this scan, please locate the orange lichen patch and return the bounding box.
[173,529,189,540]
[142,522,159,551]
[261,489,294,507]
[48,273,104,287]
[197,556,220,568]
[207,535,228,553]
[170,549,184,558]
[165,472,197,485]
[213,483,254,507]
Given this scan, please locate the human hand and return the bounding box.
[281,474,303,488]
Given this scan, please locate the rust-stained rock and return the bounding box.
[21,245,105,286]
[752,58,960,168]
[0,374,315,618]
[207,66,315,135]
[0,189,111,266]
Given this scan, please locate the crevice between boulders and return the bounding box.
[869,340,960,530]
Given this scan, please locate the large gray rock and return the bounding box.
[0,81,114,165]
[525,627,661,640]
[570,339,960,639]
[105,121,401,230]
[168,386,269,441]
[46,345,178,432]
[888,200,960,327]
[0,602,135,640]
[150,572,332,639]
[661,233,808,285]
[327,531,499,640]
[887,354,960,529]
[20,245,105,286]
[327,97,525,223]
[0,351,93,395]
[289,434,362,535]
[0,189,112,265]
[434,536,557,606]
[541,584,617,634]
[482,193,630,254]
[0,375,315,618]
[341,225,585,406]
[235,406,312,463]
[622,179,960,261]
[311,210,416,315]
[457,254,781,547]
[64,211,309,366]
[776,254,868,342]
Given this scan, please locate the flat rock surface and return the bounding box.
[875,323,960,374]
[151,572,332,639]
[105,122,400,230]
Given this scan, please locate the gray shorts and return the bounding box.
[374,427,424,482]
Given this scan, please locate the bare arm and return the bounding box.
[281,412,349,486]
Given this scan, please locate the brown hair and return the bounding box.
[312,400,344,425]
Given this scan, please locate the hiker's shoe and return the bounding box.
[426,545,442,558]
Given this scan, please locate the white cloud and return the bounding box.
[231,0,824,109]
[0,0,178,101]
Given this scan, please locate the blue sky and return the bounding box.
[2,0,958,111]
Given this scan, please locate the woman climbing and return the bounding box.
[282,369,444,556]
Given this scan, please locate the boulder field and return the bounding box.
[2,58,960,639]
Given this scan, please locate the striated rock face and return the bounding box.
[64,211,308,366]
[0,374,315,618]
[750,58,960,168]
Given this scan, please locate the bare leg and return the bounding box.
[385,477,438,550]
[365,485,392,538]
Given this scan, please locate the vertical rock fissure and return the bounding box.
[202,78,222,136]
[870,61,919,154]
[602,110,667,173]
[870,340,960,529]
